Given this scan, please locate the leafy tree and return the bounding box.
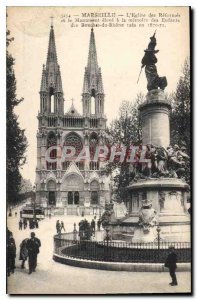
[19,178,32,194]
[7,29,28,205]
[170,58,190,154]
[170,57,190,184]
[103,93,144,201]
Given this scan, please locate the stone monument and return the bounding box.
[106,32,190,243]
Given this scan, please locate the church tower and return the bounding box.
[82,28,106,125]
[40,23,64,115]
[35,25,110,215]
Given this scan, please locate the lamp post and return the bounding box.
[32,185,36,219]
[73,222,77,242]
[106,228,110,246]
[105,227,110,260]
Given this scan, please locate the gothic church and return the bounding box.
[35,24,110,215]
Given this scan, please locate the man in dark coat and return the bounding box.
[23,218,28,229]
[26,232,41,274]
[165,246,178,286]
[7,233,16,276]
[19,219,23,230]
[56,220,61,234]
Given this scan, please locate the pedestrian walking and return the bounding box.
[19,219,23,230]
[29,219,34,229]
[97,219,101,231]
[33,219,37,229]
[7,232,16,276]
[23,218,27,230]
[35,219,39,229]
[91,219,96,234]
[164,246,178,286]
[26,232,41,274]
[19,238,29,269]
[56,220,61,234]
[60,221,65,232]
[15,211,17,217]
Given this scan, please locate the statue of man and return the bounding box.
[141,32,167,91]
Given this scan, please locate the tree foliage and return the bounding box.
[7,29,28,205]
[170,58,190,184]
[170,58,190,155]
[104,93,144,201]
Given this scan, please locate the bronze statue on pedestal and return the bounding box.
[139,31,167,91]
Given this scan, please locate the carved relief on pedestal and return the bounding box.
[160,191,184,213]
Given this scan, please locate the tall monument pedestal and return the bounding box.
[107,89,190,244]
[109,178,190,243]
[127,178,190,242]
[139,89,171,148]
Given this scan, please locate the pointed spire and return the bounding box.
[40,64,47,92]
[97,68,104,94]
[40,22,64,114]
[82,28,104,94]
[83,68,89,94]
[50,15,54,27]
[46,24,57,65]
[55,65,63,93]
[87,28,98,72]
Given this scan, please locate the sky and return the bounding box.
[7,6,190,183]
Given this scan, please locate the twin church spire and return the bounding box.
[83,28,104,98]
[40,25,105,117]
[82,28,104,116]
[40,24,63,114]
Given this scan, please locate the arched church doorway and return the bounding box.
[68,191,73,205]
[62,174,84,207]
[90,180,100,205]
[47,180,56,206]
[68,191,79,205]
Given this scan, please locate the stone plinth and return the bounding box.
[109,178,190,243]
[139,89,171,148]
[132,227,157,243]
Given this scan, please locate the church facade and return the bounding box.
[35,25,111,215]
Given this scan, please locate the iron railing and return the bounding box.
[53,232,191,263]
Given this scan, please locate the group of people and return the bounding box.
[56,220,66,234]
[8,209,17,217]
[19,218,39,230]
[78,216,102,241]
[78,219,93,240]
[18,219,27,230]
[7,228,41,276]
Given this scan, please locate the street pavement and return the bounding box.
[7,206,191,294]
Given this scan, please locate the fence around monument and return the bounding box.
[53,232,191,263]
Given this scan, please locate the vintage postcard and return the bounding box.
[6,6,191,294]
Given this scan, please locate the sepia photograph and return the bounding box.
[6,6,191,295]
